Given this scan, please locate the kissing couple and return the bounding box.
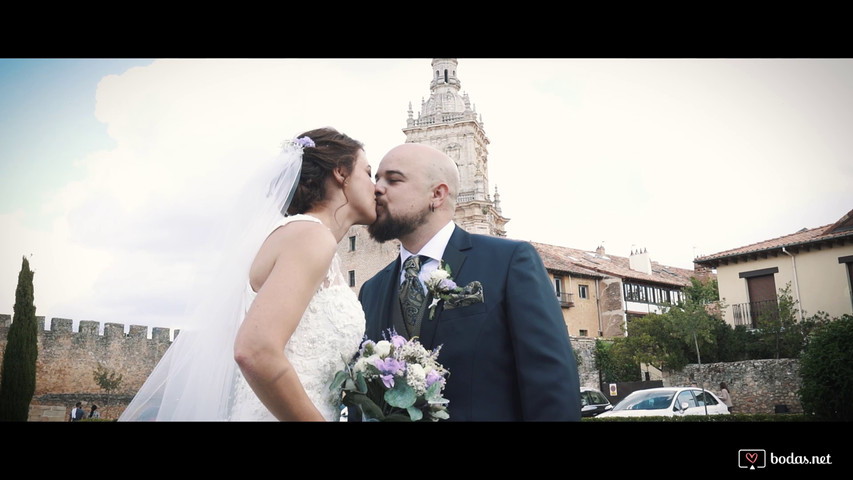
[120,127,581,422]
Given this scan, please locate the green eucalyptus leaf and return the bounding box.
[343,392,384,421]
[424,382,443,401]
[355,371,368,394]
[385,381,417,408]
[329,370,347,391]
[383,412,413,422]
[406,405,424,421]
[430,408,450,421]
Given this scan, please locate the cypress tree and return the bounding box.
[0,256,39,421]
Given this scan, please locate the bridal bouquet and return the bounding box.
[331,330,450,421]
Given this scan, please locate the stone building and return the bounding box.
[533,243,695,339]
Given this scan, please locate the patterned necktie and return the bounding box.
[399,255,428,337]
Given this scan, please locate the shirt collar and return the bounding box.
[400,220,455,266]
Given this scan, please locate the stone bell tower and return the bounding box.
[403,58,509,237]
[338,58,510,294]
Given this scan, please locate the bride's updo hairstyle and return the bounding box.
[285,127,364,216]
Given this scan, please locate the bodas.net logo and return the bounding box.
[739,449,766,469]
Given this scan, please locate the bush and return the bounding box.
[797,314,853,421]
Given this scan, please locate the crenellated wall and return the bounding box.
[1,313,804,419]
[0,314,175,420]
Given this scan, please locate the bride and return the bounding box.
[119,127,376,421]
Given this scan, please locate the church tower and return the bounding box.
[338,58,509,293]
[403,58,509,236]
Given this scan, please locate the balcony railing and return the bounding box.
[731,299,779,329]
[557,292,574,308]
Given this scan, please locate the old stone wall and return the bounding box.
[662,359,802,414]
[0,314,174,421]
[573,336,601,389]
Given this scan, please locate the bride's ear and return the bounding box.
[333,167,348,188]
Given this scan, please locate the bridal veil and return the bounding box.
[119,139,305,421]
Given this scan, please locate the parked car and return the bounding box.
[580,387,613,417]
[597,386,730,418]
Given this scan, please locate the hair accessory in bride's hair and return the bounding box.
[293,136,315,148]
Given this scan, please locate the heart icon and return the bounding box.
[745,453,758,464]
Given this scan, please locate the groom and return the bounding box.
[359,143,581,421]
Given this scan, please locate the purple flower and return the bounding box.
[391,334,407,349]
[425,369,445,388]
[374,357,405,388]
[439,278,457,290]
[379,373,395,389]
[294,136,315,148]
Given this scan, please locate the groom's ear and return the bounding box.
[431,182,450,207]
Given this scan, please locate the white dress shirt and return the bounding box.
[398,220,455,292]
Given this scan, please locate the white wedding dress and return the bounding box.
[228,214,365,421]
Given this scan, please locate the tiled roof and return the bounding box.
[694,208,853,268]
[526,241,695,288]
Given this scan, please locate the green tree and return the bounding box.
[594,338,640,383]
[625,313,687,371]
[93,362,123,418]
[0,257,39,421]
[710,322,753,362]
[797,314,853,420]
[667,277,722,368]
[623,277,723,372]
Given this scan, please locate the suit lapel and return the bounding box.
[369,260,402,340]
[418,225,471,348]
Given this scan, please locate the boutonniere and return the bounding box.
[424,261,484,319]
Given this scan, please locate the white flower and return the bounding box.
[374,340,392,358]
[353,355,374,374]
[406,363,427,395]
[425,268,450,289]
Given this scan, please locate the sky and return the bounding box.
[2,58,852,333]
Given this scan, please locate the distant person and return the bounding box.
[89,404,100,418]
[69,402,84,421]
[718,382,734,412]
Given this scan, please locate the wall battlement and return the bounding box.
[0,314,177,342]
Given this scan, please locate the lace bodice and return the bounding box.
[228,214,365,421]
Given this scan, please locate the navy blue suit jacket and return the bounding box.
[358,225,582,421]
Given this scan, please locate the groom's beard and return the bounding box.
[368,206,429,243]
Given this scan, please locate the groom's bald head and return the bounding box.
[370,143,460,250]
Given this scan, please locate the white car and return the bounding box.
[597,386,730,418]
